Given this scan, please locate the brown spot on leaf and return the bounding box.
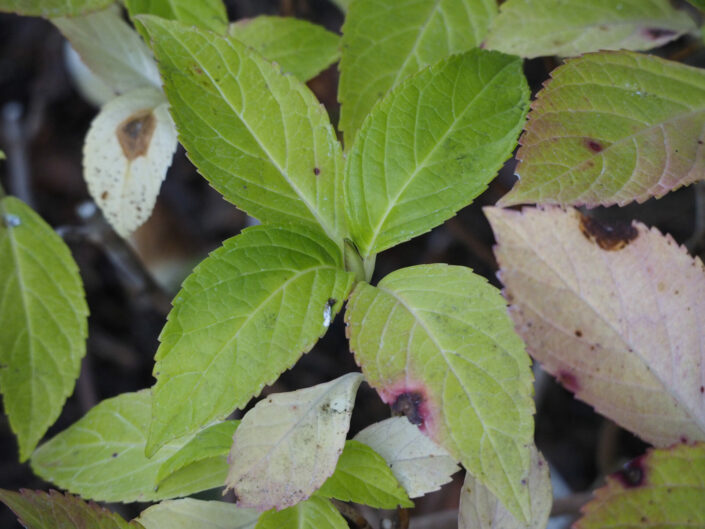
[579,214,638,251]
[392,392,425,426]
[585,139,604,153]
[574,330,583,338]
[313,167,321,175]
[643,28,677,40]
[117,111,156,161]
[101,191,109,200]
[615,457,645,488]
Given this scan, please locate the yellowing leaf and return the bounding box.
[345,49,528,258]
[316,440,413,508]
[353,417,459,498]
[229,16,340,82]
[500,51,705,208]
[486,206,705,447]
[346,265,535,521]
[576,443,705,529]
[0,489,143,529]
[485,0,696,59]
[255,497,347,529]
[226,373,362,511]
[54,7,161,95]
[140,17,346,244]
[137,499,259,529]
[84,87,177,237]
[0,197,88,461]
[338,0,497,149]
[460,446,552,529]
[147,225,354,456]
[338,0,496,146]
[31,391,224,502]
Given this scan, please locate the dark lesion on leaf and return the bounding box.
[615,457,646,488]
[579,214,638,251]
[642,28,677,40]
[117,110,157,161]
[392,392,425,426]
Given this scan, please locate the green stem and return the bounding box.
[344,239,369,283]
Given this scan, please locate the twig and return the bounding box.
[1,101,35,208]
[686,181,705,253]
[75,356,98,412]
[550,492,593,517]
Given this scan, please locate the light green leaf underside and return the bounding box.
[316,440,413,508]
[0,0,111,17]
[141,17,346,244]
[346,49,528,258]
[0,489,143,529]
[157,420,238,485]
[227,373,362,511]
[255,496,347,529]
[353,417,460,498]
[31,391,224,503]
[137,499,259,529]
[346,264,535,522]
[338,0,497,146]
[460,446,552,529]
[486,206,705,447]
[229,16,340,83]
[147,224,354,455]
[0,197,88,461]
[485,0,696,59]
[126,0,228,40]
[501,51,705,208]
[576,443,705,529]
[54,7,161,96]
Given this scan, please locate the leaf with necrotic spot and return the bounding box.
[486,206,705,447]
[346,264,535,522]
[500,51,705,208]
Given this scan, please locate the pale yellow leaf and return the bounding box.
[459,446,552,529]
[84,87,177,237]
[226,373,363,511]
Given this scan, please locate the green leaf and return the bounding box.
[31,391,224,502]
[126,0,228,39]
[346,264,534,522]
[486,206,705,446]
[137,499,259,529]
[338,0,497,146]
[53,7,161,95]
[485,0,696,59]
[227,374,362,511]
[354,417,460,498]
[460,446,552,529]
[316,440,413,508]
[0,196,88,461]
[255,497,347,529]
[147,224,354,455]
[0,489,143,529]
[229,16,340,83]
[500,51,705,209]
[0,0,111,17]
[576,443,705,529]
[140,17,346,244]
[157,420,238,485]
[346,49,528,258]
[688,0,705,11]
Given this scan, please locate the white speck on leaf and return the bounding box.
[323,302,332,328]
[3,214,21,227]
